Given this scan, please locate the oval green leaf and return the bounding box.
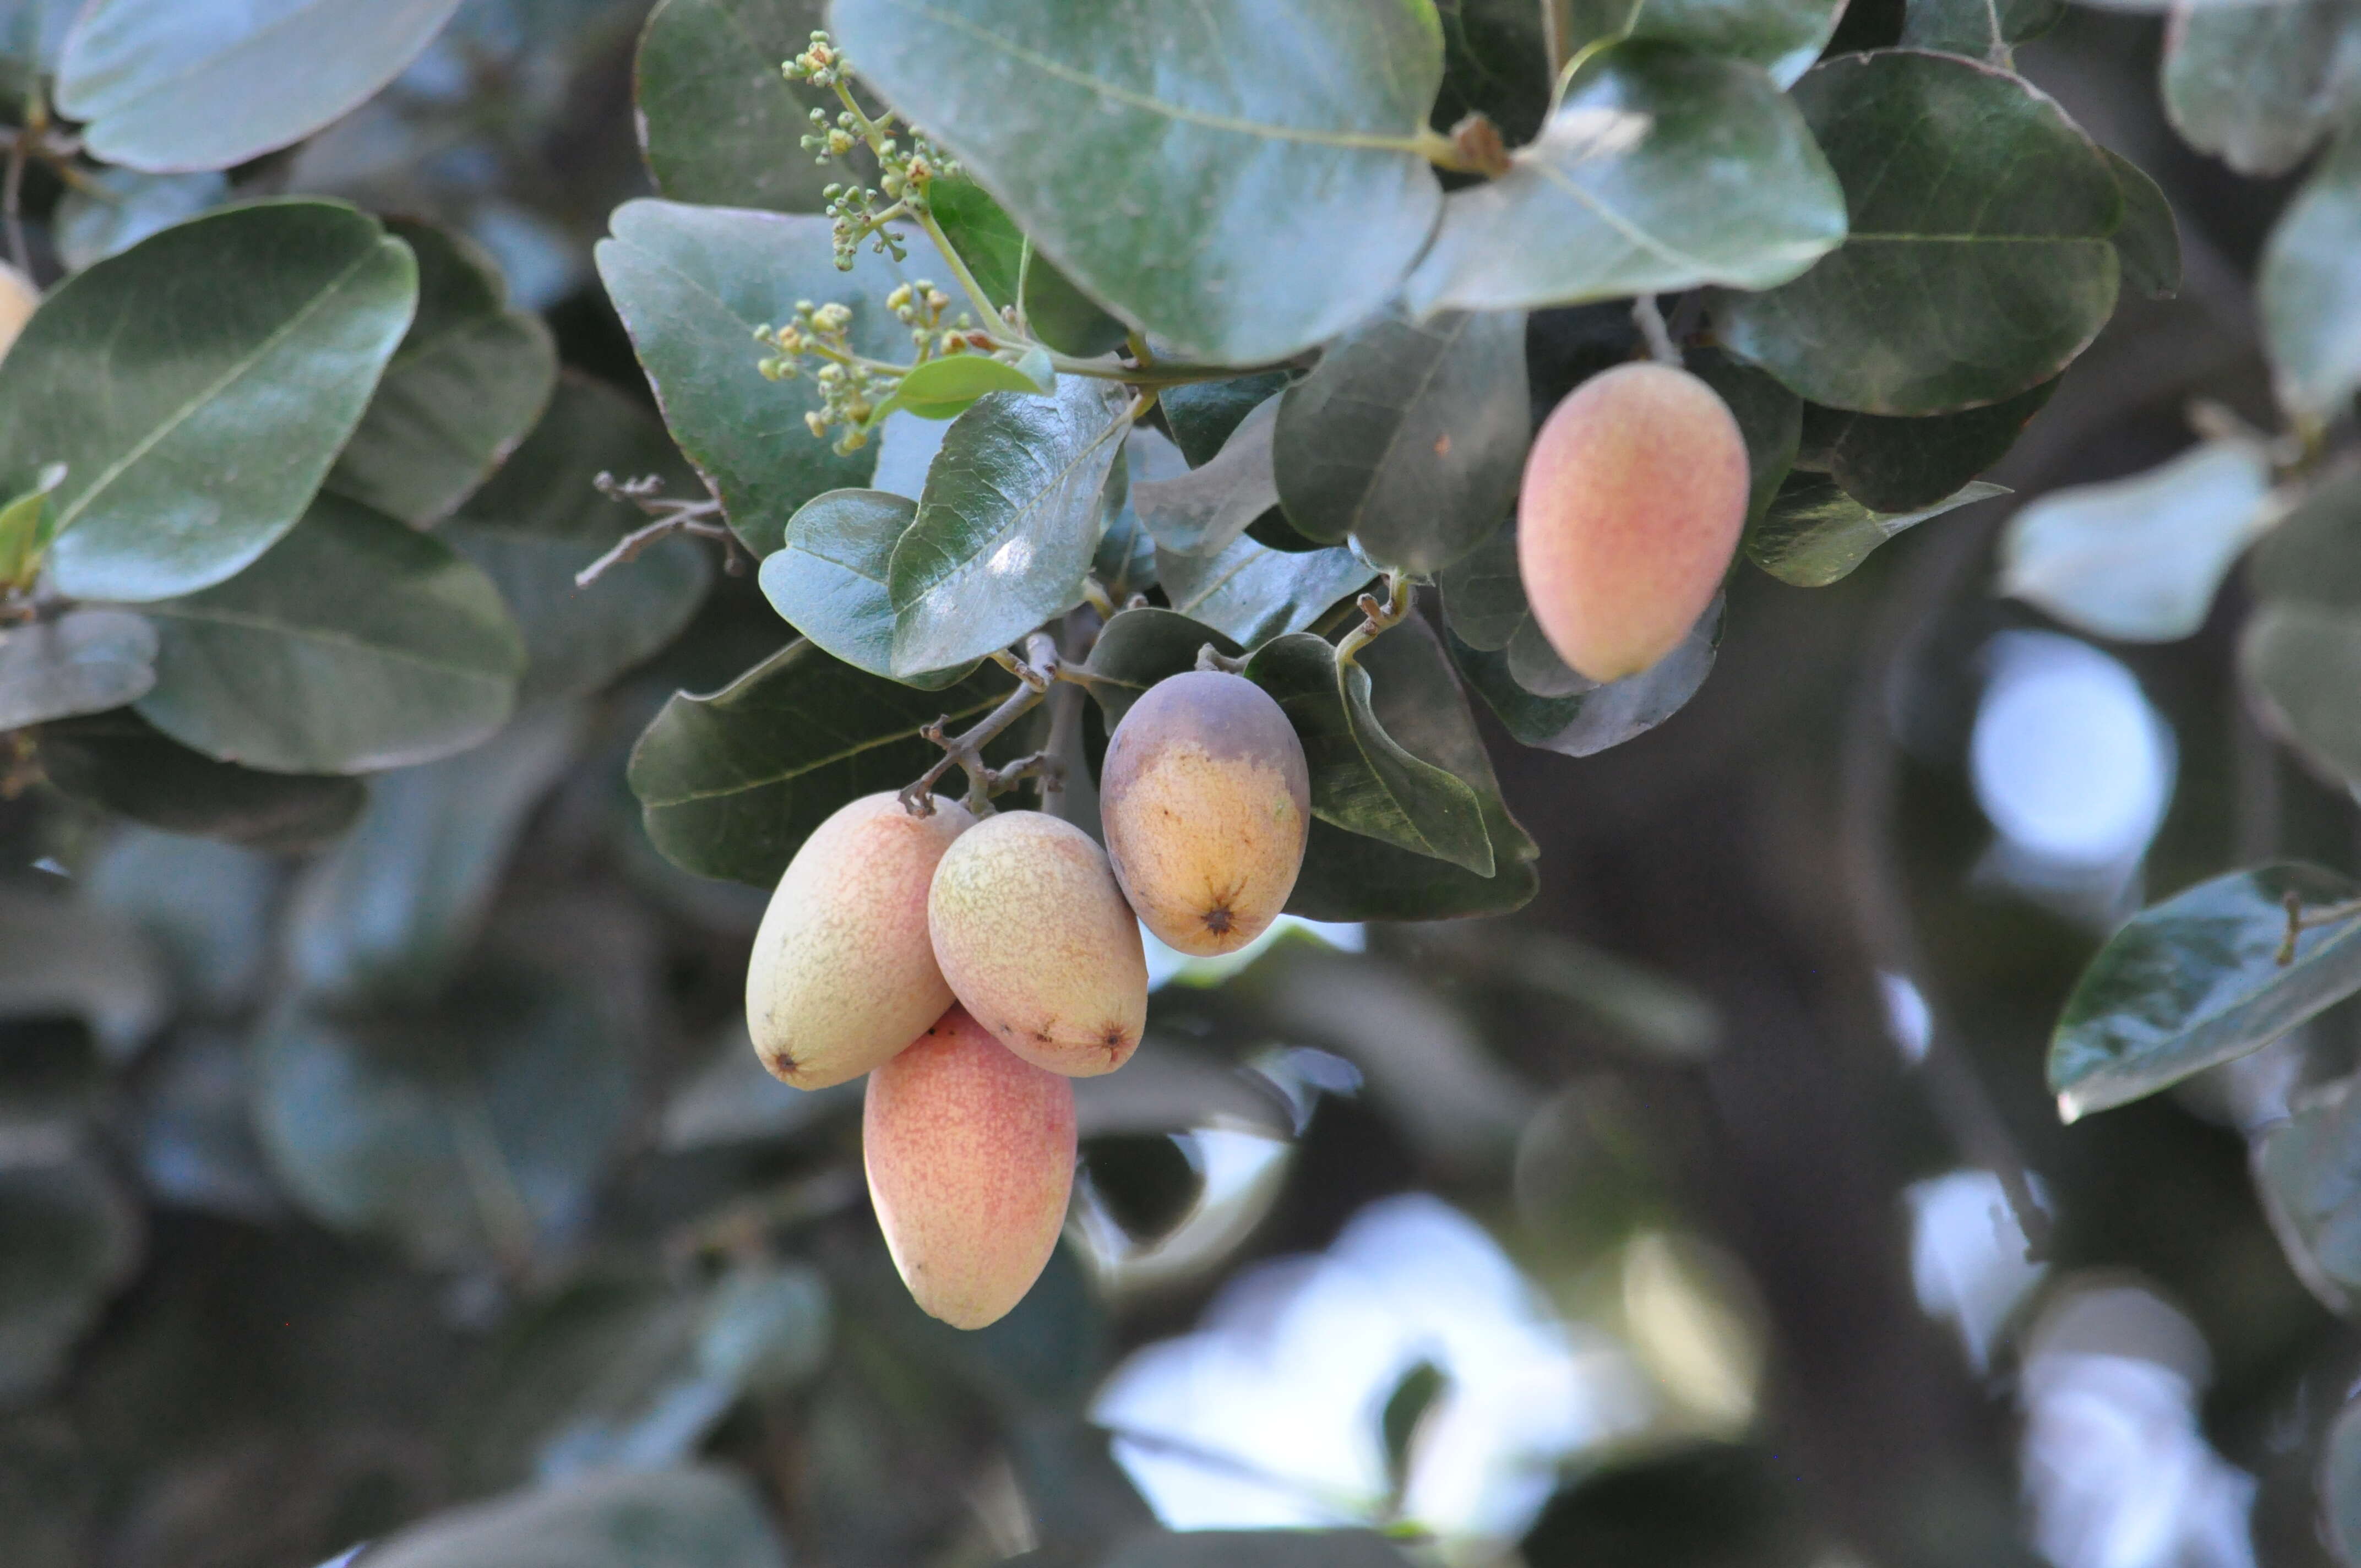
[0,608,156,730]
[761,487,977,687]
[1568,0,1846,86]
[35,710,366,851]
[636,0,835,211]
[1155,535,1377,649]
[1748,474,2008,588]
[2262,126,2361,422]
[926,176,1130,358]
[886,352,1052,421]
[1802,377,2055,514]
[2161,0,2361,178]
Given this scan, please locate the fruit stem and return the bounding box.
[1334,573,1415,667]
[900,633,1062,816]
[1631,293,1679,367]
[2277,890,2361,965]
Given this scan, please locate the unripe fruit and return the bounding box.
[864,1005,1075,1330]
[1100,671,1310,956]
[1517,362,1749,683]
[746,791,975,1088]
[928,809,1148,1076]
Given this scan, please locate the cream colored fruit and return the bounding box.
[927,809,1148,1076]
[745,791,974,1088]
[1517,361,1749,683]
[1100,670,1309,956]
[0,263,37,364]
[863,1004,1075,1330]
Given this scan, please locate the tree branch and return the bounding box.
[576,472,748,586]
[900,633,1062,816]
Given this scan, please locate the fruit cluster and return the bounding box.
[747,362,1750,1330]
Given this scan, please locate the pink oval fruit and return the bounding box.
[1517,362,1749,683]
[863,1005,1076,1329]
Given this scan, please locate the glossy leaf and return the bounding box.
[35,710,365,851]
[761,488,971,687]
[0,1152,142,1403]
[1245,633,1492,875]
[0,609,156,730]
[443,373,714,703]
[2262,126,2361,422]
[252,965,632,1267]
[1093,430,1179,598]
[362,1468,788,1568]
[1274,305,1527,573]
[1802,378,2057,514]
[285,705,586,1006]
[1156,535,1377,649]
[1749,475,2008,587]
[1079,607,1243,729]
[926,177,1130,359]
[2255,1077,2361,1312]
[2106,149,2181,302]
[2161,0,2361,178]
[2048,863,2361,1122]
[1406,43,1845,315]
[1688,348,1803,522]
[884,352,1051,421]
[1286,619,1537,921]
[1436,526,1524,651]
[136,495,524,774]
[1160,373,1294,468]
[628,640,1012,885]
[1449,602,1723,757]
[18,201,417,602]
[635,0,834,211]
[886,378,1130,676]
[1999,441,2269,641]
[1132,395,1281,558]
[2245,603,2361,789]
[1565,0,1846,86]
[325,218,557,525]
[595,199,927,556]
[831,0,1445,363]
[52,168,229,271]
[1717,51,2121,415]
[56,0,466,172]
[1432,0,1553,145]
[1897,0,2066,66]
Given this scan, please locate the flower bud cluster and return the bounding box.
[786,31,961,272]
[753,281,990,456]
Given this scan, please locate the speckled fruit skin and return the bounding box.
[927,809,1148,1076]
[744,792,975,1089]
[1100,671,1310,956]
[863,1005,1075,1330]
[1518,362,1749,683]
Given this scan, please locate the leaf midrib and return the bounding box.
[145,601,511,679]
[650,688,1005,804]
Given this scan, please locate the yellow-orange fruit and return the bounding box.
[864,1005,1075,1329]
[1100,671,1309,956]
[927,809,1148,1076]
[0,263,37,364]
[745,791,975,1088]
[1517,362,1749,682]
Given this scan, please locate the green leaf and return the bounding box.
[2262,126,2361,422]
[325,217,557,525]
[1897,0,2066,66]
[1245,633,1493,875]
[1432,0,1553,145]
[1448,603,1722,757]
[628,640,1012,885]
[252,963,632,1267]
[1381,1359,1447,1499]
[1092,431,1176,598]
[1435,524,1523,652]
[0,609,155,730]
[1132,395,1280,558]
[2254,1077,2361,1312]
[886,378,1130,675]
[761,488,972,686]
[56,0,465,171]
[0,473,56,590]
[0,1152,142,1403]
[1103,1531,1415,1568]
[1079,607,1243,729]
[1716,51,2121,415]
[831,0,1446,363]
[926,177,1130,358]
[18,200,418,602]
[2105,149,2181,302]
[135,494,524,774]
[361,1467,788,1568]
[52,168,229,271]
[1748,473,2008,587]
[286,705,587,1005]
[1404,42,1845,315]
[2245,603,2361,790]
[1156,536,1377,649]
[34,710,365,851]
[1687,347,1802,522]
[1801,377,2055,514]
[1566,0,1846,86]
[1999,440,2270,641]
[442,373,716,703]
[1273,304,1527,574]
[595,198,927,557]
[635,0,835,212]
[2252,470,2361,610]
[1160,372,1294,467]
[2161,0,2361,178]
[884,351,1052,421]
[2047,863,2361,1122]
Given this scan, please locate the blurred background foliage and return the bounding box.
[0,2,2348,1567]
